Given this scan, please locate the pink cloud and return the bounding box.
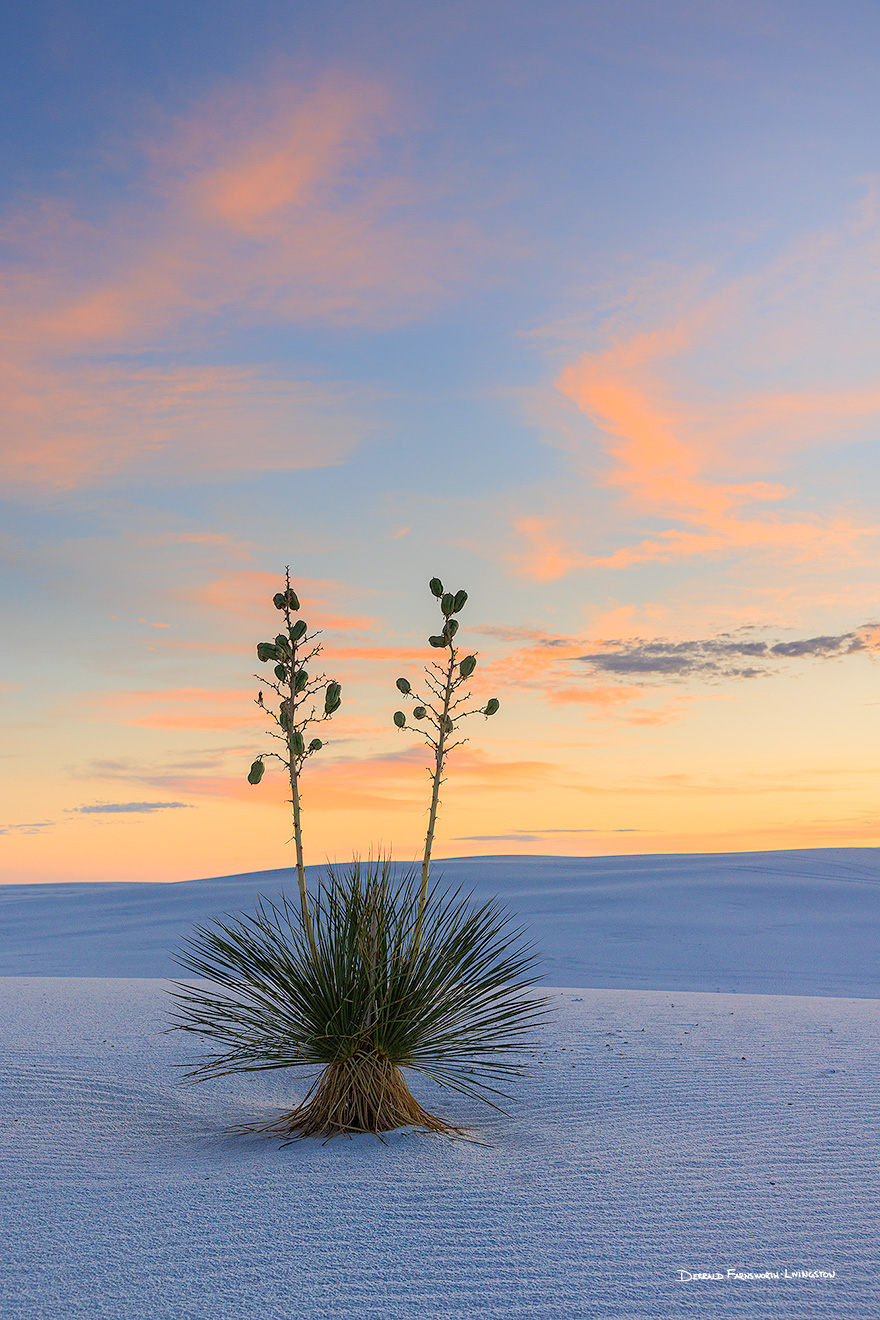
[0,71,499,491]
[473,627,692,723]
[184,571,378,633]
[18,75,473,349]
[511,517,589,582]
[528,205,880,579]
[0,361,369,489]
[94,687,259,732]
[556,351,877,570]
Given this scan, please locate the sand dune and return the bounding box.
[2,849,878,1317]
[3,847,880,995]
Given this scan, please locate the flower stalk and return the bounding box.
[393,577,500,949]
[246,567,342,959]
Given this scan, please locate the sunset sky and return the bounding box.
[4,0,880,883]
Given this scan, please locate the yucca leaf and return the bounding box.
[168,859,550,1106]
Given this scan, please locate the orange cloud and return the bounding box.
[81,744,561,815]
[0,360,368,489]
[531,207,880,579]
[556,353,877,570]
[184,571,378,634]
[95,687,259,731]
[473,627,689,722]
[0,71,497,491]
[20,75,464,350]
[303,745,561,813]
[511,516,588,582]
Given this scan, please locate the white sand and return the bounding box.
[2,849,878,1317]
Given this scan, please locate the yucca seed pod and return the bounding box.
[396,677,411,694]
[459,654,476,678]
[443,715,454,733]
[290,619,307,643]
[294,669,308,693]
[273,592,286,610]
[291,730,306,756]
[274,633,291,654]
[442,619,459,641]
[324,681,341,714]
[428,635,446,648]
[429,577,444,597]
[393,711,406,728]
[273,663,287,681]
[441,592,455,616]
[285,588,300,611]
[453,589,468,613]
[484,698,500,716]
[247,760,265,784]
[413,706,427,719]
[279,700,291,731]
[308,738,322,752]
[257,641,281,663]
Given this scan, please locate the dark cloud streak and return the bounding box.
[73,802,193,814]
[577,626,877,682]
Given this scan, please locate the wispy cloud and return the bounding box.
[1,71,501,493]
[474,624,694,722]
[470,618,880,719]
[579,624,879,682]
[78,758,268,805]
[183,571,378,632]
[0,362,372,490]
[94,687,259,732]
[72,801,193,814]
[517,200,880,581]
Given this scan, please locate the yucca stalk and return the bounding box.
[392,578,500,950]
[168,858,548,1141]
[246,568,342,959]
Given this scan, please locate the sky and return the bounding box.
[3,0,880,883]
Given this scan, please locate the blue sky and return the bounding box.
[3,1,880,881]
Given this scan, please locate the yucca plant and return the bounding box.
[169,857,547,1141]
[168,573,548,1141]
[392,576,500,949]
[245,567,342,958]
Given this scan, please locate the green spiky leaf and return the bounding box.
[167,860,550,1116]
